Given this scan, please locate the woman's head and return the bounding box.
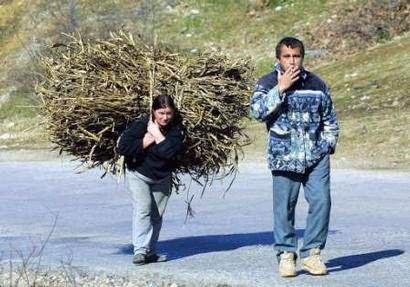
[151,94,176,128]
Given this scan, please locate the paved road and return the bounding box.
[0,160,409,286]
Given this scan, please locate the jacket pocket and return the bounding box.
[268,127,291,155]
[269,126,291,139]
[311,138,330,159]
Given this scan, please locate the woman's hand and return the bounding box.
[142,132,155,149]
[147,119,165,144]
[147,119,161,136]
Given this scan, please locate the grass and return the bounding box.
[0,90,48,149]
[0,0,30,58]
[316,34,410,169]
[0,0,409,170]
[153,0,328,75]
[246,33,410,170]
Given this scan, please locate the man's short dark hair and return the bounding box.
[275,37,305,59]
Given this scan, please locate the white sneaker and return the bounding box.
[301,248,328,275]
[279,252,297,277]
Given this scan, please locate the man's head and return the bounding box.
[275,37,305,72]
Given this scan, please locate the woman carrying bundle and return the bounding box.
[117,94,185,265]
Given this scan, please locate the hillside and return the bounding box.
[0,0,409,169]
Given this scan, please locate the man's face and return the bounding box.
[278,45,303,72]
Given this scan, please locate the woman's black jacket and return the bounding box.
[116,117,185,180]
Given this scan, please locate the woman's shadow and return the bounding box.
[119,230,302,259]
[158,230,281,259]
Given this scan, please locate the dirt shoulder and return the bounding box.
[1,148,409,173]
[0,149,67,162]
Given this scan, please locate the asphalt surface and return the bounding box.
[1,159,409,286]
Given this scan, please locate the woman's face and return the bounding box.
[153,106,174,128]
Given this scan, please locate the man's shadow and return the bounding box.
[326,249,404,273]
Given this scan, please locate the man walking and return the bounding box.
[250,37,339,277]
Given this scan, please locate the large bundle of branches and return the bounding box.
[36,32,253,184]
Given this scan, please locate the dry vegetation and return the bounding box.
[302,0,410,60]
[36,32,254,183]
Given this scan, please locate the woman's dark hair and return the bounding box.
[275,37,305,59]
[151,94,182,126]
[152,94,176,111]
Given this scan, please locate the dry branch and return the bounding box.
[36,32,254,186]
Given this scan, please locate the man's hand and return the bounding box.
[278,67,300,94]
[142,132,155,148]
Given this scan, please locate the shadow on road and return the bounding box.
[117,230,306,259]
[326,249,405,272]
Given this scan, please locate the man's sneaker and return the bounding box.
[301,248,328,275]
[132,253,146,265]
[279,252,297,277]
[146,253,168,263]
